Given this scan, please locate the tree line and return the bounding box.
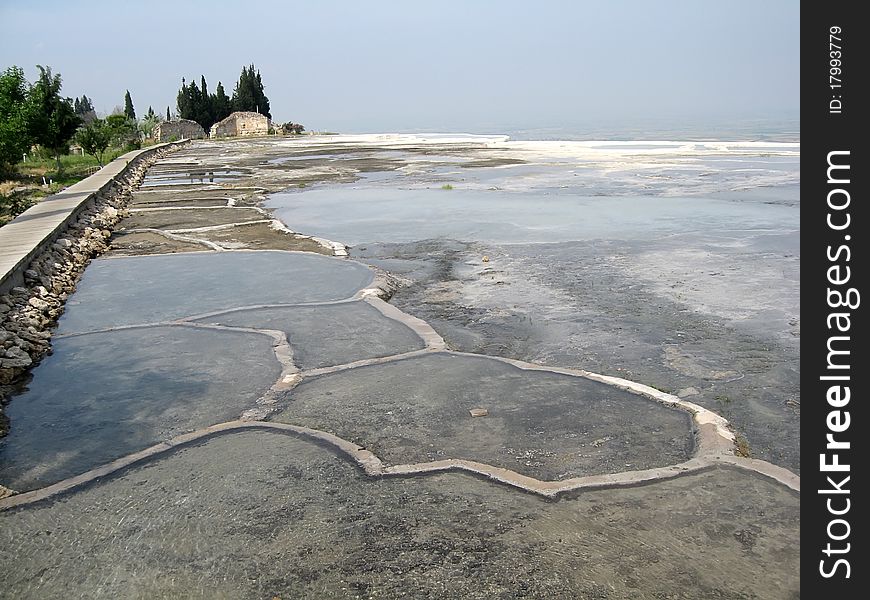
[3,62,297,177]
[1,65,163,173]
[176,64,271,133]
[1,66,81,173]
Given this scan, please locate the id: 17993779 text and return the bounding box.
[829,26,844,114]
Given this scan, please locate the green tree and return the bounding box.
[196,75,213,131]
[74,95,94,115]
[177,75,221,132]
[105,113,139,150]
[281,122,305,135]
[123,90,136,120]
[73,94,97,124]
[139,110,160,140]
[0,66,33,172]
[166,106,171,121]
[28,65,81,172]
[75,118,111,166]
[177,77,205,126]
[211,81,231,123]
[231,64,271,118]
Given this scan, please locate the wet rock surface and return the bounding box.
[358,236,800,473]
[0,326,280,491]
[0,431,800,599]
[194,302,425,370]
[277,352,694,479]
[0,136,800,597]
[58,251,373,333]
[0,144,186,435]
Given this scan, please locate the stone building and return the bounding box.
[153,119,206,142]
[210,112,270,138]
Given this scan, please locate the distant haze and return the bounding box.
[1,0,799,137]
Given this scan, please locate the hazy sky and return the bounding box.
[1,0,799,134]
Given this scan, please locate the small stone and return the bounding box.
[28,297,51,312]
[4,346,31,365]
[0,366,18,384]
[23,269,40,281]
[482,256,490,263]
[469,408,488,417]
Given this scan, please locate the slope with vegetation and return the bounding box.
[0,66,155,225]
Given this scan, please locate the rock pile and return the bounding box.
[0,143,187,436]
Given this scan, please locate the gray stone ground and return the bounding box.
[276,352,693,480]
[0,138,800,597]
[0,326,280,491]
[0,431,799,600]
[359,237,801,472]
[194,303,425,370]
[58,251,373,333]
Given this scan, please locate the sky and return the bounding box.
[1,0,800,135]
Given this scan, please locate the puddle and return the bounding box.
[0,430,799,599]
[0,326,280,491]
[58,251,373,333]
[267,187,799,246]
[276,352,694,480]
[194,302,425,369]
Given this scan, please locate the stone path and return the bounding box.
[0,139,800,598]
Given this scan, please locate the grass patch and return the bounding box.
[17,149,125,180]
[1,149,129,226]
[734,433,752,457]
[441,183,454,190]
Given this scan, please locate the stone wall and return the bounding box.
[154,119,206,141]
[210,112,270,138]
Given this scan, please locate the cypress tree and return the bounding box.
[198,75,214,131]
[123,90,135,120]
[231,64,271,118]
[212,81,231,123]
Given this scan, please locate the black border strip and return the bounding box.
[803,2,866,594]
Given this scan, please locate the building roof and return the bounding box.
[212,111,269,128]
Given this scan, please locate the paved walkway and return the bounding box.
[0,143,179,293]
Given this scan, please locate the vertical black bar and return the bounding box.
[803,1,866,595]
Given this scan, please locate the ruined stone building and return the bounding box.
[153,119,206,142]
[210,112,270,138]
